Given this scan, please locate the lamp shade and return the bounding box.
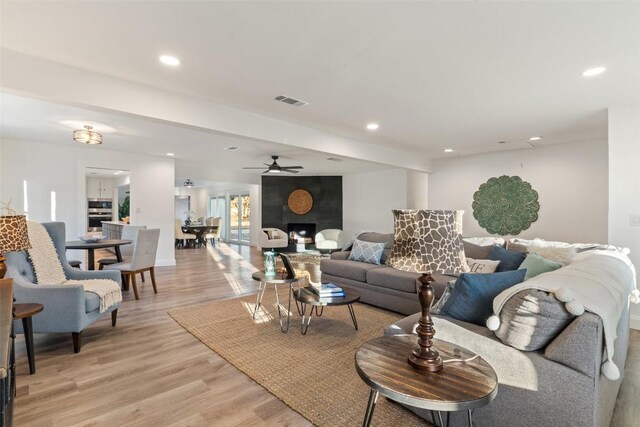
[0,215,31,252]
[387,209,468,275]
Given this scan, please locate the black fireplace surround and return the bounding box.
[288,223,316,244]
[261,175,343,235]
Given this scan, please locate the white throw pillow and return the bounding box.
[527,245,577,266]
[466,258,500,274]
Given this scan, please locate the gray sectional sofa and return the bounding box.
[386,285,629,427]
[320,232,456,315]
[321,232,631,426]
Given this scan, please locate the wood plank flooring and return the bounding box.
[11,243,640,426]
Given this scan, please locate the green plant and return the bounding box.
[119,196,130,220]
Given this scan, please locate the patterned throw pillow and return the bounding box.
[466,258,500,274]
[387,209,468,275]
[348,239,386,265]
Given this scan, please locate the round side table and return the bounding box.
[355,334,498,427]
[251,271,302,333]
[13,303,44,375]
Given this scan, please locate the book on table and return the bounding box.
[310,282,345,297]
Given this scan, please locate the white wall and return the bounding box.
[406,170,429,209]
[608,106,640,327]
[429,140,609,243]
[0,139,176,266]
[343,169,408,239]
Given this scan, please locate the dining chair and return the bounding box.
[175,219,196,248]
[204,217,222,246]
[104,229,160,300]
[98,225,147,281]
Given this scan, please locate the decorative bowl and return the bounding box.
[79,236,104,243]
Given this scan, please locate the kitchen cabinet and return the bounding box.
[87,178,113,199]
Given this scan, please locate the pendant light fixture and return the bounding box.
[73,125,103,145]
[184,179,194,188]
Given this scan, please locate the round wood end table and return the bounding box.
[355,334,498,427]
[13,303,44,375]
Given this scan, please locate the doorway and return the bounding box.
[229,193,250,244]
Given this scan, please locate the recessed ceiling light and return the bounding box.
[582,67,606,77]
[166,152,175,156]
[159,55,180,66]
[529,136,542,141]
[366,123,379,131]
[443,148,455,153]
[225,146,239,151]
[113,171,121,175]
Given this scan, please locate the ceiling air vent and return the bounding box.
[274,95,308,107]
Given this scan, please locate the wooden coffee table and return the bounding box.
[355,334,498,427]
[292,286,360,335]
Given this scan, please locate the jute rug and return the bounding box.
[168,288,432,426]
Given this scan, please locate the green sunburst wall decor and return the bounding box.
[472,175,540,235]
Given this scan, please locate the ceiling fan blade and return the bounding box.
[280,166,303,169]
[243,167,268,169]
[262,170,271,174]
[264,163,272,166]
[283,169,300,173]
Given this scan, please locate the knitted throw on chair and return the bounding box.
[27,221,122,313]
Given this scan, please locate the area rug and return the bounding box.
[168,289,431,426]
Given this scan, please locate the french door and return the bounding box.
[209,196,226,241]
[228,193,250,244]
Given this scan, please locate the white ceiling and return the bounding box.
[2,1,638,158]
[0,93,388,182]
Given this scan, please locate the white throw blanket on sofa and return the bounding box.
[27,221,122,313]
[487,250,639,380]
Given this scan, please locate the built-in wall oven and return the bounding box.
[88,198,113,232]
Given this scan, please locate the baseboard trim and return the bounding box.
[630,315,640,330]
[156,258,176,267]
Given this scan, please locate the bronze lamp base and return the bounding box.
[408,273,443,372]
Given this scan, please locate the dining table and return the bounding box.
[65,239,132,270]
[181,224,218,247]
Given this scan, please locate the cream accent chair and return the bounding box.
[259,228,288,250]
[315,229,344,252]
[175,219,196,248]
[205,217,222,246]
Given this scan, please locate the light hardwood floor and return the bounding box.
[11,243,639,426]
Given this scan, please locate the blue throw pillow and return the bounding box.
[488,245,527,272]
[439,270,527,326]
[348,239,386,265]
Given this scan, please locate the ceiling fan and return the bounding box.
[243,155,303,174]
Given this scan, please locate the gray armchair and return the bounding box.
[5,222,121,353]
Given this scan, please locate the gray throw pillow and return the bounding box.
[348,239,386,265]
[463,241,494,259]
[358,232,393,263]
[494,290,575,351]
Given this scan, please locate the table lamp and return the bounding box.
[0,214,31,279]
[386,209,468,373]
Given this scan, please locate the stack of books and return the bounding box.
[309,282,345,298]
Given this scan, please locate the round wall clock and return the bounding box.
[472,175,539,235]
[288,189,313,215]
